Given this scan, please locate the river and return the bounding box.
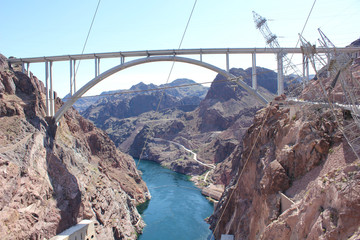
[136,160,214,240]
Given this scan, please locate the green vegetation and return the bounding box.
[136,200,150,215]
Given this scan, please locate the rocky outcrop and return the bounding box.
[0,56,149,240]
[68,78,209,113]
[81,78,208,124]
[87,67,273,180]
[209,102,360,239]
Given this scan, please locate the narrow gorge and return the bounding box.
[0,54,149,239]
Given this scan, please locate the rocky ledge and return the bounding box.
[209,102,360,239]
[0,54,150,240]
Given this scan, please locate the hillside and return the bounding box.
[67,78,209,113]
[0,54,149,240]
[81,67,275,184]
[208,57,360,239]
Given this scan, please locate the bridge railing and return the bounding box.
[7,47,360,120]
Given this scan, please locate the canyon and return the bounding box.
[1,40,360,239]
[0,54,149,239]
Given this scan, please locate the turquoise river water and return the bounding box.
[136,160,214,240]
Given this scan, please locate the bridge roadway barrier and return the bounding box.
[49,219,96,240]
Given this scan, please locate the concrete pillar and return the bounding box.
[200,49,203,62]
[252,52,257,90]
[70,59,73,96]
[226,52,230,72]
[95,57,100,77]
[26,63,30,76]
[302,54,309,82]
[70,59,76,96]
[45,61,50,116]
[49,61,54,117]
[22,62,25,74]
[73,60,76,92]
[277,53,284,95]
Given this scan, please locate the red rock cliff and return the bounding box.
[209,102,360,239]
[0,54,150,240]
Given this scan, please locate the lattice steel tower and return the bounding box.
[253,11,305,92]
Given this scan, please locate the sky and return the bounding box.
[1,0,359,97]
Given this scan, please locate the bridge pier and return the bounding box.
[95,56,100,77]
[69,59,76,96]
[45,61,54,117]
[302,54,310,82]
[277,52,284,95]
[120,54,125,64]
[21,62,30,76]
[226,51,230,72]
[252,52,257,90]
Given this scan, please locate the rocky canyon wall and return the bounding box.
[209,102,360,239]
[0,54,149,240]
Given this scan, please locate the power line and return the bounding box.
[75,0,102,77]
[285,0,317,73]
[210,102,273,239]
[8,60,318,106]
[211,2,319,237]
[136,0,198,168]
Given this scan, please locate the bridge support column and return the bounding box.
[226,52,230,72]
[45,61,50,116]
[302,54,309,82]
[70,59,73,96]
[200,49,203,62]
[21,62,25,74]
[70,59,76,96]
[252,52,257,90]
[277,53,284,95]
[45,61,54,117]
[49,61,54,116]
[95,57,100,77]
[25,63,30,76]
[120,55,125,64]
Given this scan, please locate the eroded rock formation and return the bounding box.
[0,54,149,240]
[209,103,360,239]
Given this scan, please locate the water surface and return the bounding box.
[137,160,214,240]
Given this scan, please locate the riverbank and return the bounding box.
[136,160,214,240]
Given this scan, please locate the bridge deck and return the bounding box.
[8,47,360,63]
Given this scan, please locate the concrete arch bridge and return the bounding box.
[8,47,359,123]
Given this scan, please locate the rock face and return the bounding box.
[99,68,272,178]
[80,78,209,123]
[75,67,280,191]
[0,56,149,240]
[209,103,360,239]
[67,78,209,113]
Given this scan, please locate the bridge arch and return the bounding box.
[54,55,269,122]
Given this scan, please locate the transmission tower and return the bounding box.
[299,31,360,159]
[252,11,304,84]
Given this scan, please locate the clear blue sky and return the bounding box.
[1,0,359,97]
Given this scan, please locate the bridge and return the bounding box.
[7,47,360,123]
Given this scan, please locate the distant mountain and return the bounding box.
[96,67,276,176]
[64,78,208,113]
[80,78,209,125]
